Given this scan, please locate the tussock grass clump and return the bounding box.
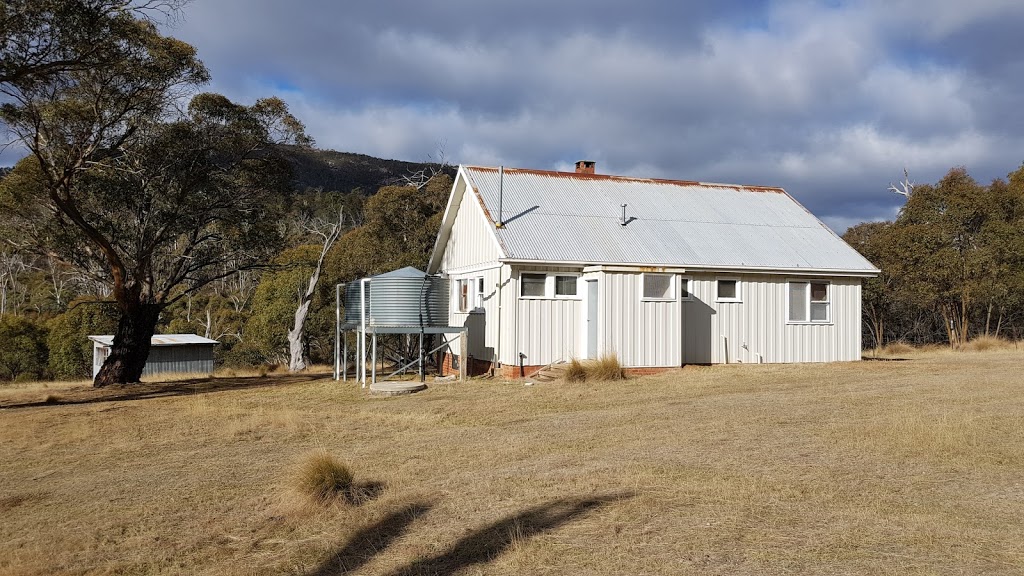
[590,354,625,381]
[564,359,587,382]
[963,335,1011,352]
[294,451,353,504]
[562,354,625,382]
[881,341,915,355]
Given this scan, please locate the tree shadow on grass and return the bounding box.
[308,502,433,576]
[386,492,633,576]
[0,372,329,410]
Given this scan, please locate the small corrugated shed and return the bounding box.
[88,334,219,379]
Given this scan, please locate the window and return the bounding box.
[457,279,470,312]
[555,275,577,297]
[520,272,582,299]
[476,277,485,306]
[788,280,830,323]
[521,273,547,298]
[680,277,692,300]
[642,273,674,300]
[716,278,741,302]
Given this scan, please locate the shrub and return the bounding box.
[295,452,353,504]
[0,315,49,382]
[47,300,118,379]
[564,358,587,382]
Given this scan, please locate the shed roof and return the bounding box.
[88,334,219,347]
[431,165,877,275]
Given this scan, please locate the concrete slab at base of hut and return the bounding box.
[369,381,428,396]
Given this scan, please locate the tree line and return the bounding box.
[843,164,1024,349]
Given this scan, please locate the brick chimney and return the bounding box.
[575,160,596,174]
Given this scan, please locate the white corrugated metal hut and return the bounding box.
[427,162,879,376]
[88,334,219,379]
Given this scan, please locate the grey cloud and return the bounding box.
[131,2,1024,230]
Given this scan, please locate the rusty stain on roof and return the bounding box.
[467,165,786,194]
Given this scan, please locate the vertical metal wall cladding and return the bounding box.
[369,275,450,326]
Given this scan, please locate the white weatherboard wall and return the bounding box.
[599,272,682,367]
[512,266,582,366]
[690,274,862,364]
[448,265,509,363]
[597,272,862,366]
[439,177,502,273]
[441,179,508,365]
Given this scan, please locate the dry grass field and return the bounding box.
[3,347,1024,575]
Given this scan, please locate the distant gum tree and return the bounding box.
[0,1,311,385]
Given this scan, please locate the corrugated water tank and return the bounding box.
[345,267,450,327]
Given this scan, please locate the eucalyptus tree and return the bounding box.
[1,1,310,385]
[843,221,898,351]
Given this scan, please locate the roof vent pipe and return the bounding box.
[496,165,504,228]
[620,203,628,226]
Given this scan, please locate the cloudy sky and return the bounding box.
[15,1,1024,233]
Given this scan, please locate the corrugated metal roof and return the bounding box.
[461,166,877,273]
[88,334,219,347]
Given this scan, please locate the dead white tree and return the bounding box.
[0,250,31,315]
[888,168,915,198]
[286,207,345,372]
[400,140,450,190]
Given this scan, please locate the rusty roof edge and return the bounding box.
[464,165,787,193]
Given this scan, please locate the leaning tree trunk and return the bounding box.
[93,303,162,387]
[287,209,343,373]
[288,297,314,372]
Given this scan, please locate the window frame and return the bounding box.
[553,274,580,299]
[475,276,485,308]
[519,272,549,299]
[679,276,693,301]
[455,278,470,312]
[641,272,676,302]
[519,272,582,300]
[786,279,832,324]
[715,277,742,303]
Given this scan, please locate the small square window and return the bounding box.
[643,274,673,300]
[717,279,740,302]
[555,275,577,297]
[521,273,546,298]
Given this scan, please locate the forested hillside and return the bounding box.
[282,146,455,193]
